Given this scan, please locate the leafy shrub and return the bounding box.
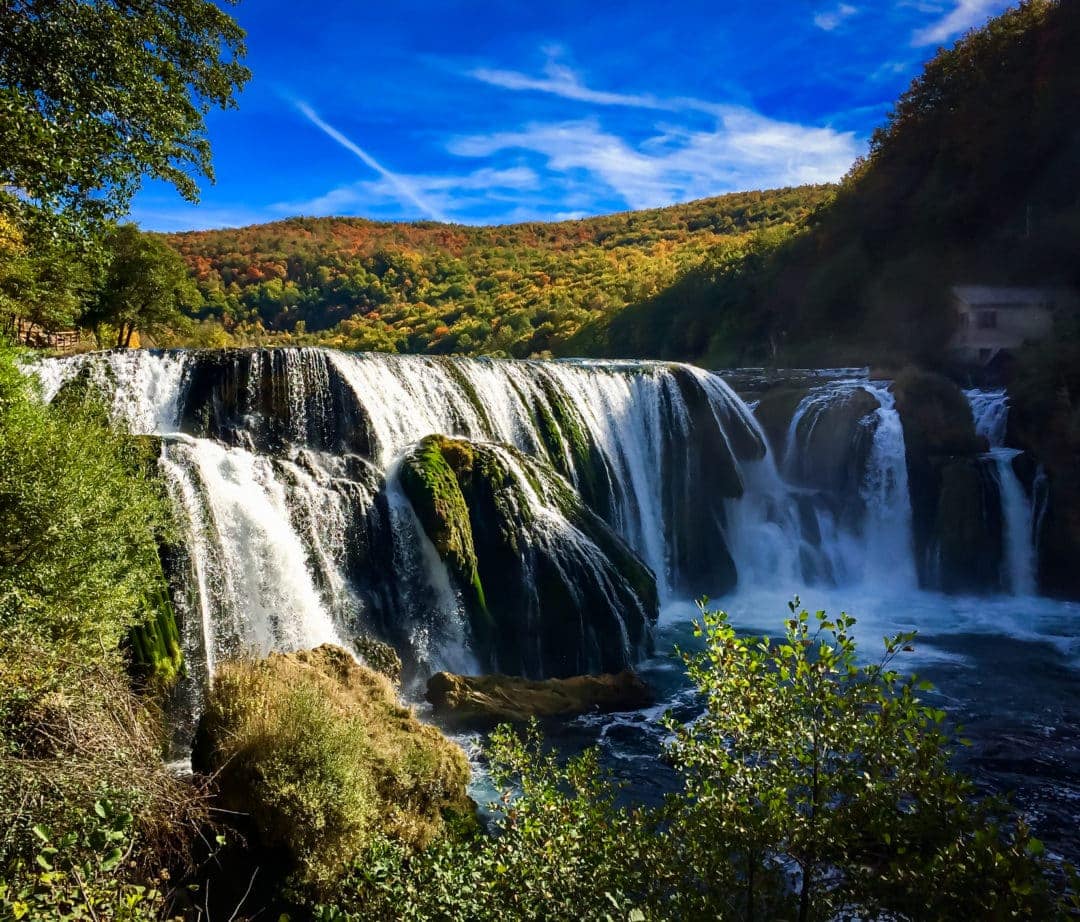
[314,602,1070,921]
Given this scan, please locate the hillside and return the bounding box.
[578,0,1080,368]
[164,186,832,356]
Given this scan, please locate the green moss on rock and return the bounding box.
[192,645,472,893]
[399,435,490,632]
[399,435,658,678]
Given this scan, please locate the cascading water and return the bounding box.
[29,350,1053,683]
[28,349,1080,862]
[966,388,1038,595]
[31,349,767,687]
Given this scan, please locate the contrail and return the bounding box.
[294,100,450,223]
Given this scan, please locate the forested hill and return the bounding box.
[164,186,832,356]
[579,0,1080,368]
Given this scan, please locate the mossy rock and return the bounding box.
[426,670,652,725]
[893,366,983,458]
[352,634,403,686]
[398,435,489,633]
[399,435,658,678]
[192,645,472,893]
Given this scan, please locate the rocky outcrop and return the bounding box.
[1007,378,1080,599]
[399,435,658,679]
[426,670,652,724]
[795,388,879,494]
[179,348,374,456]
[193,645,472,889]
[752,386,809,457]
[352,634,403,686]
[400,436,658,677]
[893,367,998,591]
[932,458,1004,593]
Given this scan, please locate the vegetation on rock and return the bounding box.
[399,434,658,677]
[426,670,652,724]
[191,645,472,894]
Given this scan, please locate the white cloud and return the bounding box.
[272,166,541,220]
[814,3,859,31]
[450,110,859,211]
[293,101,451,222]
[911,0,1001,46]
[470,58,664,110]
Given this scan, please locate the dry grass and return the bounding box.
[194,645,472,893]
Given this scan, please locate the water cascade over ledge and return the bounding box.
[32,350,1047,695]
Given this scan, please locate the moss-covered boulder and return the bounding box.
[192,645,472,892]
[399,435,658,678]
[893,367,984,458]
[352,634,403,685]
[426,670,652,725]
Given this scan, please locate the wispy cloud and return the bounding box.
[814,3,859,32]
[450,112,858,211]
[470,58,664,110]
[293,101,451,222]
[273,166,540,220]
[911,0,1000,46]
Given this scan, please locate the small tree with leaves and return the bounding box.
[84,224,198,347]
[667,599,1061,921]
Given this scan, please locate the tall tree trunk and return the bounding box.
[124,324,135,348]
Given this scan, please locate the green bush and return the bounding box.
[315,602,1070,921]
[0,341,205,917]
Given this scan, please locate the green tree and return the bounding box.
[85,224,200,347]
[667,600,1061,921]
[0,0,249,236]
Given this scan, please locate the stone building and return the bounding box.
[949,285,1071,365]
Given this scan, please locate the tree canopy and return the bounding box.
[0,0,249,236]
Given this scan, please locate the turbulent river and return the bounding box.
[33,349,1080,863]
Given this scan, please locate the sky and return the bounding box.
[130,0,1015,232]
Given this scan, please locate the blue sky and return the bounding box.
[130,0,1014,231]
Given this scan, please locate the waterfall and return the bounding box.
[31,348,1046,693]
[30,349,765,686]
[966,388,1038,595]
[860,382,918,589]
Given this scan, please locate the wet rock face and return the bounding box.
[1007,384,1080,599]
[426,670,653,725]
[932,458,1005,594]
[178,349,373,456]
[752,386,810,457]
[790,387,881,497]
[893,366,996,590]
[399,435,658,679]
